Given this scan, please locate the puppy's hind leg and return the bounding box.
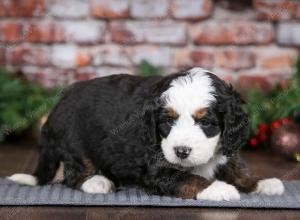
[7,133,60,186]
[7,174,38,186]
[7,154,58,186]
[62,156,115,194]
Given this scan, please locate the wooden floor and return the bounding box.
[0,144,300,220]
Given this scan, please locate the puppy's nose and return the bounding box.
[174,146,192,159]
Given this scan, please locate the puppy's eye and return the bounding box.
[200,119,211,127]
[165,116,175,125]
[166,120,174,127]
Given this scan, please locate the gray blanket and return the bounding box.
[0,179,299,208]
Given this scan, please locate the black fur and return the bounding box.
[33,71,254,198]
[208,73,250,157]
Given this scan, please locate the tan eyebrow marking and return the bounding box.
[167,107,179,118]
[194,108,207,120]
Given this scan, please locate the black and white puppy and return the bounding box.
[8,68,284,201]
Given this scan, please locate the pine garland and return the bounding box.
[0,68,61,141]
[246,55,300,146]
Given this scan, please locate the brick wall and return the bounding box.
[0,0,299,91]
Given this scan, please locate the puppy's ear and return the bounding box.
[211,76,249,157]
[141,98,162,145]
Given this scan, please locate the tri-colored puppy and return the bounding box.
[8,68,284,201]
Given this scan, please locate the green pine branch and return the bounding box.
[246,54,300,136]
[0,68,61,141]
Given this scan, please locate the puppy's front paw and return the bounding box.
[255,178,284,196]
[81,175,115,194]
[196,180,240,201]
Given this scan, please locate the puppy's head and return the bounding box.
[155,68,249,167]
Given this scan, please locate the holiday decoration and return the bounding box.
[246,55,300,161]
[0,68,61,142]
[271,122,300,161]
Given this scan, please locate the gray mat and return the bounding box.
[0,178,300,208]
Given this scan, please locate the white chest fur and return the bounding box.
[191,154,228,180]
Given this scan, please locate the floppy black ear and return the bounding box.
[142,74,185,146]
[211,76,249,157]
[141,96,164,146]
[142,108,159,145]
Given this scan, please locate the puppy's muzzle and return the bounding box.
[174,146,192,159]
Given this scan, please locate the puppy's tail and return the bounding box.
[6,145,59,186]
[6,145,60,186]
[6,173,37,186]
[6,148,60,186]
[7,127,60,186]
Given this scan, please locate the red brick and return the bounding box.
[74,68,97,81]
[238,75,273,92]
[238,71,294,92]
[257,47,298,69]
[93,45,131,66]
[76,52,92,67]
[253,0,296,21]
[52,45,92,68]
[190,22,274,45]
[52,45,77,68]
[216,50,256,71]
[132,46,171,67]
[277,23,300,46]
[7,0,45,17]
[63,21,106,44]
[96,67,133,77]
[130,0,169,18]
[173,49,214,68]
[217,74,236,86]
[171,0,213,20]
[0,47,5,64]
[111,21,186,45]
[91,0,129,19]
[1,22,23,43]
[8,46,49,66]
[49,0,89,18]
[213,5,256,20]
[22,67,68,88]
[296,3,300,18]
[209,71,237,86]
[0,1,5,17]
[25,22,65,43]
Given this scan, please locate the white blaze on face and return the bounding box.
[160,68,221,167]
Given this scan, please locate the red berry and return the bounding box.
[257,133,268,142]
[271,121,281,130]
[250,138,258,147]
[281,118,292,124]
[258,123,269,133]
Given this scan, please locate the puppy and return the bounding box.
[8,68,284,201]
